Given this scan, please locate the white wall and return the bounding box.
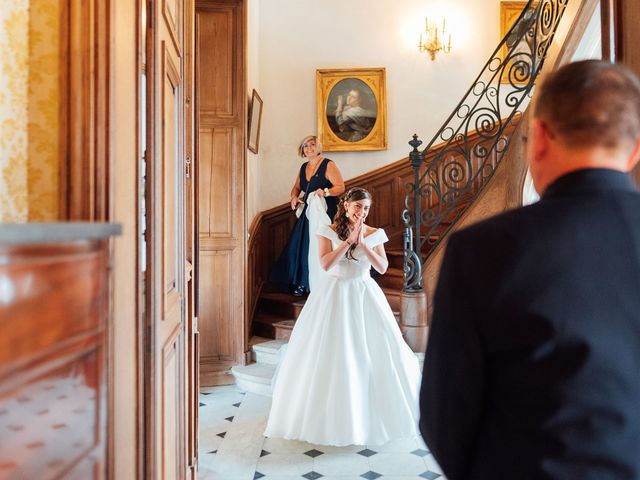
[247,0,261,223]
[253,0,502,212]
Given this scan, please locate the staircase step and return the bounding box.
[259,291,307,318]
[251,339,286,365]
[386,248,404,269]
[253,311,296,339]
[230,363,276,396]
[274,320,295,341]
[375,267,404,289]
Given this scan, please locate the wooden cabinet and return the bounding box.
[0,224,119,480]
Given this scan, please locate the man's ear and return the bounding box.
[625,137,640,171]
[531,119,552,165]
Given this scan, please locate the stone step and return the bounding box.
[233,349,425,397]
[230,363,276,397]
[251,339,286,365]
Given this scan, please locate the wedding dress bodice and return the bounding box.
[318,225,389,280]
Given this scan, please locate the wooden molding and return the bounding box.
[59,0,111,221]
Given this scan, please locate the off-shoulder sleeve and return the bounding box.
[317,224,338,240]
[365,228,389,248]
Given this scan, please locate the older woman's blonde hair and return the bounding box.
[297,135,323,158]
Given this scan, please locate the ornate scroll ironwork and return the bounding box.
[402,0,569,292]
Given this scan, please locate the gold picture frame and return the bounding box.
[500,1,538,84]
[316,68,387,152]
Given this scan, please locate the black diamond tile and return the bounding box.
[419,472,441,480]
[253,472,265,480]
[411,448,429,457]
[302,472,323,480]
[260,449,270,457]
[216,432,226,438]
[240,392,246,395]
[360,472,382,480]
[303,449,324,458]
[200,392,212,396]
[232,402,241,408]
[357,448,377,457]
[207,450,217,454]
[199,402,206,407]
[225,416,234,422]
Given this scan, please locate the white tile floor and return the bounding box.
[198,385,446,480]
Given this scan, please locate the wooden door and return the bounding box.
[196,0,247,386]
[146,0,191,477]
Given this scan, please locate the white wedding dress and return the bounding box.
[264,195,421,446]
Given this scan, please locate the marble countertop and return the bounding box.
[0,223,122,245]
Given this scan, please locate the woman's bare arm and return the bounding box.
[360,230,389,274]
[325,161,346,197]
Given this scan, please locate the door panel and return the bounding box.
[196,0,246,387]
[147,0,191,477]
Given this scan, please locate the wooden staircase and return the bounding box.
[252,191,476,341]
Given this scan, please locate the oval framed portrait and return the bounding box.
[316,68,387,151]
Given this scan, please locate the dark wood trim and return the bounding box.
[247,212,265,333]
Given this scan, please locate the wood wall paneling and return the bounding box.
[199,250,237,361]
[198,127,235,237]
[196,0,247,386]
[197,9,234,116]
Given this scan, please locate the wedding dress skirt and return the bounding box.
[264,223,421,446]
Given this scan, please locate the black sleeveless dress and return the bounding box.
[269,158,339,292]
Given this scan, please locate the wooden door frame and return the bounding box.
[59,0,111,221]
[60,0,148,476]
[144,0,196,477]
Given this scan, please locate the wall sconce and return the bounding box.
[418,17,452,60]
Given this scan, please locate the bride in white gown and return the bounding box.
[264,187,421,446]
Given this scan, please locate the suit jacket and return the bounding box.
[420,168,640,480]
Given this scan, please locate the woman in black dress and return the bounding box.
[269,135,345,296]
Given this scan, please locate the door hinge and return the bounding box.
[185,156,191,178]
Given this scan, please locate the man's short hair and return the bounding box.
[534,60,640,149]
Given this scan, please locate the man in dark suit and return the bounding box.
[420,60,640,480]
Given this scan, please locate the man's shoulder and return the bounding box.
[450,202,542,247]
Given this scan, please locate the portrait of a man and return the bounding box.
[326,79,378,143]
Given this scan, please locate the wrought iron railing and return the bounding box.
[402,0,569,291]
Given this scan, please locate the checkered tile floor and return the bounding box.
[198,385,445,480]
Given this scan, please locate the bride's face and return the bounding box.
[345,199,371,224]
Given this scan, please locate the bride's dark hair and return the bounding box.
[333,187,373,260]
